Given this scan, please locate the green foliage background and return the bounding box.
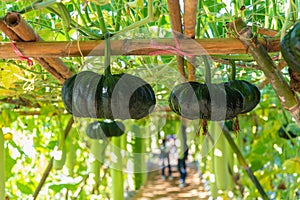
[0,0,299,199]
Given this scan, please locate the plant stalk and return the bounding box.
[33,117,73,200]
[110,137,124,200]
[252,0,257,34]
[203,56,211,84]
[90,140,102,193]
[95,5,108,34]
[218,122,269,199]
[113,0,154,37]
[132,125,147,190]
[265,0,270,28]
[18,0,57,14]
[114,0,123,32]
[0,129,5,200]
[230,59,236,81]
[104,33,111,75]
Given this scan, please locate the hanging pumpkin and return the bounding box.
[62,71,101,118]
[86,120,125,139]
[225,80,260,114]
[280,22,300,73]
[61,69,156,120]
[168,80,260,121]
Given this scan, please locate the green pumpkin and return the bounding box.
[168,80,260,121]
[97,71,156,120]
[61,71,101,117]
[280,22,300,73]
[226,80,260,114]
[86,120,125,139]
[168,82,202,119]
[61,70,156,120]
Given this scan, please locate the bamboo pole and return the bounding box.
[0,19,22,41]
[4,12,37,41]
[2,12,73,82]
[184,0,198,82]
[167,0,186,82]
[226,18,300,126]
[0,37,280,58]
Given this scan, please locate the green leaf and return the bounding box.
[250,159,264,171]
[0,109,19,127]
[286,124,300,136]
[49,183,74,192]
[47,140,57,150]
[40,104,57,116]
[203,0,226,12]
[48,177,82,192]
[49,182,79,192]
[16,182,33,195]
[283,158,300,174]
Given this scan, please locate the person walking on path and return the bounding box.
[177,147,188,188]
[160,137,173,180]
[177,123,189,188]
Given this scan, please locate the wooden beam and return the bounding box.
[0,37,280,59]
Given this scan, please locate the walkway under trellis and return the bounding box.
[129,161,209,200]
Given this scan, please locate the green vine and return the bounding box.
[0,128,5,200]
[220,123,269,200]
[230,59,236,81]
[104,33,111,75]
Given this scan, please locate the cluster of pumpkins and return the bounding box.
[61,66,260,139]
[62,22,300,140]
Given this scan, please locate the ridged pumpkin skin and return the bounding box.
[62,71,102,118]
[97,72,156,120]
[168,82,202,119]
[168,80,260,121]
[86,121,125,139]
[226,80,260,114]
[280,22,300,73]
[61,71,156,119]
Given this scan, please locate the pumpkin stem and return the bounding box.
[233,116,240,136]
[203,56,211,84]
[230,59,236,81]
[104,32,111,75]
[202,119,208,135]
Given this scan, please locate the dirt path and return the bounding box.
[130,162,209,200]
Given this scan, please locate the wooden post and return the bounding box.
[184,0,198,82]
[167,0,186,82]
